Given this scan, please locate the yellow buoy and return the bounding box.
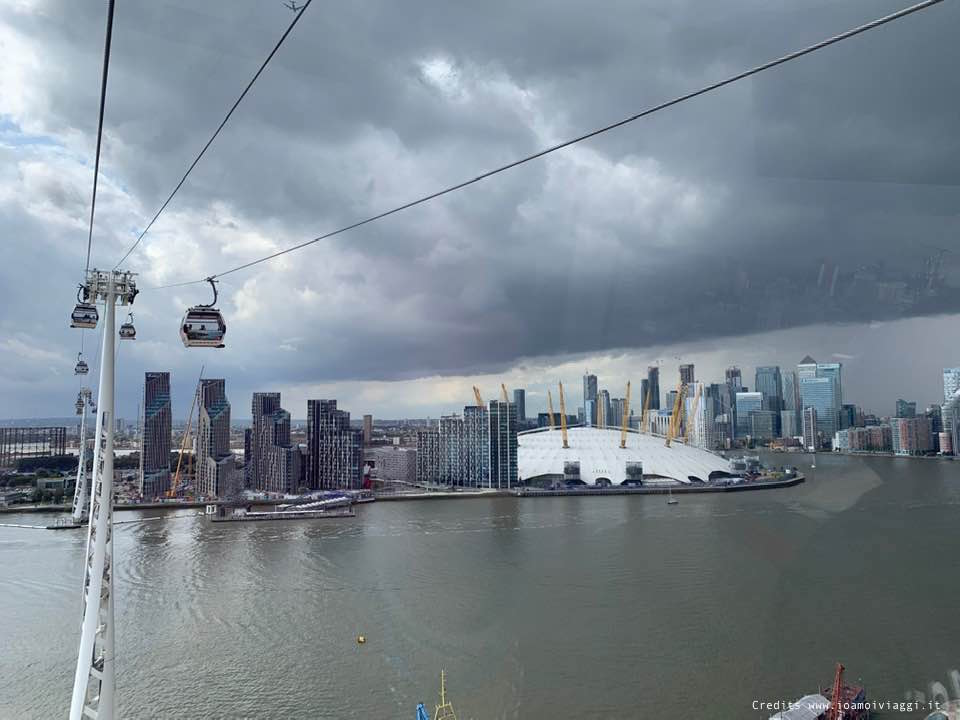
[357,635,366,644]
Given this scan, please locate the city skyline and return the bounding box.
[14,317,960,424]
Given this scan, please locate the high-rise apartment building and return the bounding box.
[646,367,660,410]
[250,392,281,489]
[416,428,440,484]
[195,379,234,498]
[438,414,465,485]
[247,392,300,494]
[679,363,695,387]
[463,405,489,485]
[891,417,933,456]
[895,399,917,418]
[487,400,518,489]
[363,414,373,445]
[513,389,526,424]
[139,372,171,499]
[306,399,363,490]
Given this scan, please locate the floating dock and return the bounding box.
[209,506,356,522]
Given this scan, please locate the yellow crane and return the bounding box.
[557,381,570,449]
[547,390,557,431]
[500,383,509,403]
[472,385,485,408]
[641,378,653,435]
[620,380,632,449]
[665,382,687,448]
[685,382,703,445]
[169,365,204,498]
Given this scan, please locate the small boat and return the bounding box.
[667,488,678,505]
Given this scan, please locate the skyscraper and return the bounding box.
[781,370,801,439]
[582,372,598,425]
[735,392,762,439]
[487,400,518,489]
[755,366,783,412]
[306,399,363,490]
[195,379,234,498]
[363,414,373,445]
[646,366,660,410]
[725,367,743,394]
[679,363,695,387]
[797,357,843,445]
[139,372,171,499]
[513,389,526,424]
[597,389,611,428]
[943,368,960,401]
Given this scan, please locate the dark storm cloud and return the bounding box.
[2,0,960,417]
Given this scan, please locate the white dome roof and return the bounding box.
[518,426,733,485]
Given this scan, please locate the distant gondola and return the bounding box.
[75,352,89,375]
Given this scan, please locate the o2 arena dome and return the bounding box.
[518,426,738,486]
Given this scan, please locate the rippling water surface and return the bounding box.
[2,453,959,719]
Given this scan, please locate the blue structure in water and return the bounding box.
[416,703,430,720]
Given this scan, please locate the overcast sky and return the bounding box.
[1,0,959,421]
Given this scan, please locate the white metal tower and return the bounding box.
[70,269,136,720]
[71,387,93,524]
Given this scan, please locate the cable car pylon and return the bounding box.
[69,269,136,720]
[70,387,93,524]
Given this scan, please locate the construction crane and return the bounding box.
[547,390,557,431]
[557,381,570,449]
[665,382,686,448]
[472,386,485,408]
[619,381,631,449]
[169,365,204,498]
[500,383,509,403]
[685,383,702,445]
[825,663,845,720]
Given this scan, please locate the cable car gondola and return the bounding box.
[75,395,85,415]
[181,278,226,348]
[119,313,136,340]
[70,285,98,329]
[75,352,89,375]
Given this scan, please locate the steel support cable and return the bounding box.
[112,0,314,270]
[140,0,946,292]
[85,0,116,272]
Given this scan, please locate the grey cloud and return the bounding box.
[1,0,960,419]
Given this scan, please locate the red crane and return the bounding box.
[825,662,845,720]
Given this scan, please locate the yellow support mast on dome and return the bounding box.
[558,381,570,449]
[620,380,632,449]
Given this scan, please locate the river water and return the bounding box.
[2,453,959,719]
